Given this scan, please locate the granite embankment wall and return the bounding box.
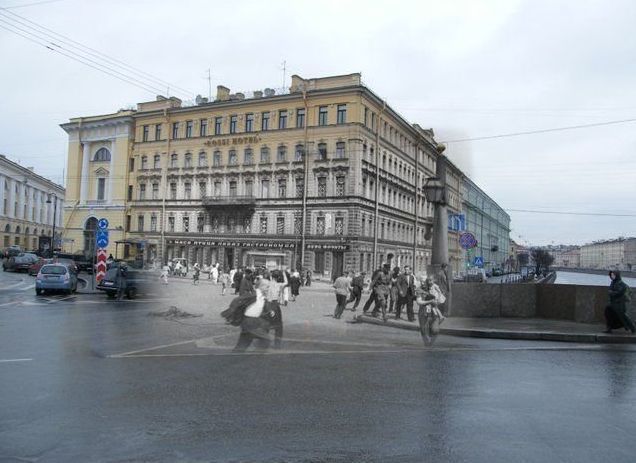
[452,283,636,324]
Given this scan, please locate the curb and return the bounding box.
[76,277,101,295]
[355,315,636,344]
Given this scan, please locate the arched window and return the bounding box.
[25,227,30,235]
[15,226,21,234]
[94,148,111,162]
[4,224,10,233]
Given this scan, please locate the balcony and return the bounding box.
[202,195,256,211]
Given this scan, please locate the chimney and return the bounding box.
[216,85,230,101]
[253,90,263,98]
[264,88,276,97]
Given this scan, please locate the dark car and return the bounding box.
[54,253,92,273]
[96,264,149,299]
[3,253,39,272]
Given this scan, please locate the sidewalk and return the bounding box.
[355,314,636,344]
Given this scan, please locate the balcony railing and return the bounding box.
[202,195,257,209]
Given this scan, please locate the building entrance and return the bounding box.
[331,252,344,281]
[224,248,234,270]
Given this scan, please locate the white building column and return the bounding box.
[108,139,115,202]
[0,175,5,216]
[80,142,90,204]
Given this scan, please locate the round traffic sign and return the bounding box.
[459,232,477,249]
[98,218,109,230]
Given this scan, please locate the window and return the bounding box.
[141,155,148,170]
[183,216,189,233]
[139,184,146,200]
[294,144,304,162]
[170,153,178,168]
[129,157,134,172]
[317,143,327,161]
[152,183,159,200]
[127,185,133,201]
[335,142,345,159]
[184,182,191,199]
[229,181,237,196]
[318,106,328,126]
[97,178,106,200]
[138,215,144,232]
[295,178,304,198]
[172,122,179,139]
[184,153,192,168]
[245,113,254,132]
[198,152,207,167]
[153,154,161,169]
[277,145,286,162]
[200,119,207,137]
[244,148,253,165]
[199,182,206,198]
[296,108,305,128]
[336,176,345,196]
[278,179,286,198]
[294,215,302,234]
[364,107,369,126]
[316,216,325,235]
[261,179,270,198]
[317,177,327,197]
[94,148,111,162]
[213,151,221,166]
[230,115,238,134]
[337,104,347,124]
[150,215,157,232]
[228,150,237,165]
[197,215,204,233]
[261,112,270,130]
[278,110,287,129]
[170,182,177,199]
[276,217,285,234]
[260,147,270,163]
[215,117,222,135]
[259,216,268,234]
[185,120,193,138]
[335,217,344,235]
[142,125,149,142]
[168,216,175,232]
[214,181,221,196]
[155,124,162,140]
[245,180,253,196]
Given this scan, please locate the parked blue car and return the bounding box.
[35,263,78,295]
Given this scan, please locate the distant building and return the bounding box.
[552,246,581,268]
[0,154,65,251]
[580,238,636,270]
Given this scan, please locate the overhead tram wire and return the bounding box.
[439,118,636,143]
[1,0,65,9]
[0,21,162,95]
[0,8,194,99]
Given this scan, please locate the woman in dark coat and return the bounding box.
[603,270,635,334]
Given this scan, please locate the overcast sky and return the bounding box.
[1,0,634,246]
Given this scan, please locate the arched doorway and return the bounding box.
[84,217,98,258]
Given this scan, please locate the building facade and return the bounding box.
[461,177,511,273]
[0,154,64,251]
[580,238,636,270]
[62,73,484,278]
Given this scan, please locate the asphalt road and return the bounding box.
[1,271,635,462]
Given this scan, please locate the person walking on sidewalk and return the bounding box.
[362,266,384,314]
[388,266,401,313]
[219,270,230,296]
[347,271,365,311]
[333,271,352,319]
[289,270,301,302]
[160,264,169,285]
[371,264,391,321]
[238,268,255,296]
[192,263,200,285]
[395,265,417,321]
[603,270,635,334]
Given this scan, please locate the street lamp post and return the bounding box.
[422,149,452,315]
[46,193,57,256]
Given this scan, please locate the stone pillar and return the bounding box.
[108,139,115,202]
[80,142,90,204]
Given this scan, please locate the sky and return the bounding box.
[0,0,635,246]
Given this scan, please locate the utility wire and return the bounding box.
[0,20,163,95]
[0,9,194,98]
[440,118,636,143]
[506,209,636,218]
[1,0,64,9]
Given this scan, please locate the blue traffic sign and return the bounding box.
[96,229,109,248]
[459,232,478,249]
[98,218,109,230]
[474,256,484,268]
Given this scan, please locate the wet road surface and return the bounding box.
[1,271,635,462]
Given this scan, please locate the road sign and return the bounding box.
[448,213,466,232]
[98,218,109,230]
[459,232,478,249]
[474,256,484,268]
[96,229,109,248]
[96,248,107,283]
